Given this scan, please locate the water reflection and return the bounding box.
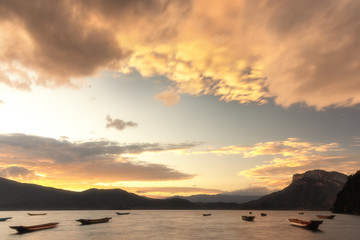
[0,210,359,240]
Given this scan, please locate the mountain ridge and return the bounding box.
[238,169,347,210]
[0,169,348,210]
[333,170,360,214]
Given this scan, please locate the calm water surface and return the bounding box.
[0,210,359,240]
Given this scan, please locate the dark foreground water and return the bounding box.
[0,210,359,240]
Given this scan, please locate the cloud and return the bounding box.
[155,88,180,107]
[0,165,35,179]
[196,138,343,157]
[240,155,360,188]
[131,186,221,195]
[195,138,359,189]
[353,137,360,147]
[0,133,199,186]
[1,1,360,108]
[224,187,273,196]
[106,115,138,131]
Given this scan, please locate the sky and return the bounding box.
[1,0,360,198]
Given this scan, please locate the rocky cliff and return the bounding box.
[333,170,360,214]
[239,169,347,210]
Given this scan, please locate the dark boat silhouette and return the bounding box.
[116,212,130,215]
[27,213,47,216]
[288,218,323,230]
[316,214,335,219]
[76,217,111,225]
[0,217,12,222]
[242,216,255,221]
[203,214,211,216]
[10,222,58,233]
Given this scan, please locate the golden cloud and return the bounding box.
[155,88,180,107]
[0,133,198,190]
[2,1,359,108]
[195,138,358,189]
[197,138,343,157]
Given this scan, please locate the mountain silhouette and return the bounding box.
[333,170,360,214]
[239,169,347,210]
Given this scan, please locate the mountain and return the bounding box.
[0,169,348,210]
[239,169,347,210]
[171,194,261,204]
[333,170,360,214]
[0,177,241,210]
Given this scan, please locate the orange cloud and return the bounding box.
[197,138,343,157]
[2,1,359,108]
[194,138,358,189]
[0,133,198,190]
[239,155,359,189]
[155,88,180,107]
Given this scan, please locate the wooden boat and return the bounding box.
[242,216,255,221]
[76,217,111,225]
[298,212,304,215]
[261,213,267,216]
[10,222,58,233]
[27,213,47,216]
[116,212,130,215]
[203,214,211,216]
[248,212,252,214]
[0,217,12,222]
[288,218,323,230]
[316,214,335,219]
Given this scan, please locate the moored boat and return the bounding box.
[0,217,12,222]
[27,213,47,216]
[203,214,211,216]
[242,216,255,221]
[288,218,323,230]
[298,212,304,215]
[10,222,58,233]
[316,214,335,219]
[261,213,267,216]
[76,217,111,225]
[116,212,130,215]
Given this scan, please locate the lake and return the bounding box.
[0,210,359,239]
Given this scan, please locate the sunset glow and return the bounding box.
[1,0,360,198]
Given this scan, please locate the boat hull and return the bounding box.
[76,217,111,225]
[10,222,59,233]
[116,212,130,215]
[242,216,255,221]
[0,217,12,222]
[316,214,335,219]
[288,218,323,230]
[27,213,47,216]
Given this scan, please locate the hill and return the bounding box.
[239,169,347,210]
[0,177,240,210]
[333,170,360,214]
[171,194,260,204]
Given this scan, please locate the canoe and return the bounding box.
[116,212,130,215]
[242,216,255,221]
[261,213,267,216]
[76,217,111,225]
[203,214,211,216]
[10,222,58,233]
[288,218,323,230]
[0,217,12,222]
[27,213,47,216]
[316,214,335,219]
